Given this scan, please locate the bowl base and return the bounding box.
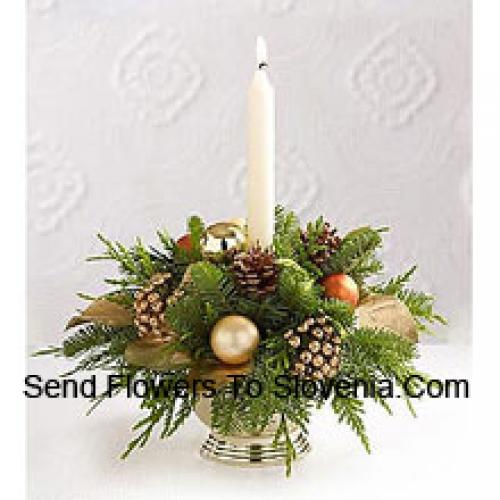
[199,431,311,467]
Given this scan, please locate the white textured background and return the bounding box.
[27,0,471,347]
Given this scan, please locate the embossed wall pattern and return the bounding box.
[27,0,471,345]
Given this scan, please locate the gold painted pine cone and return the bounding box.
[284,315,341,380]
[133,272,175,342]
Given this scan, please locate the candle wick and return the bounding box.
[256,36,268,70]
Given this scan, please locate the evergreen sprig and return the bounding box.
[323,226,386,285]
[57,324,137,376]
[121,370,194,459]
[370,267,447,334]
[186,215,205,261]
[87,233,180,292]
[331,396,370,453]
[296,216,332,277]
[339,326,426,419]
[274,205,301,260]
[62,324,133,358]
[277,261,321,315]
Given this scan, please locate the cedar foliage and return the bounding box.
[370,266,447,334]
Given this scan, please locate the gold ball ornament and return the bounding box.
[210,315,260,365]
[202,221,246,256]
[227,217,246,228]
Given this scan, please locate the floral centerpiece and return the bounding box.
[36,207,445,475]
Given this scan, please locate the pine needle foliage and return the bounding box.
[89,234,161,287]
[296,216,334,277]
[35,206,445,475]
[186,215,205,261]
[35,324,137,376]
[121,370,194,459]
[370,266,447,334]
[331,396,370,453]
[274,205,301,260]
[339,327,426,422]
[62,324,136,359]
[323,226,386,286]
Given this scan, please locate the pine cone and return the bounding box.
[232,246,279,298]
[284,315,341,380]
[133,272,175,342]
[301,221,341,268]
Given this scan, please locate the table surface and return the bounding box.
[27,344,472,500]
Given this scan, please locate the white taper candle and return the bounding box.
[247,36,275,248]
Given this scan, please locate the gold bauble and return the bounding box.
[227,217,246,228]
[202,221,246,255]
[356,294,418,343]
[210,315,259,365]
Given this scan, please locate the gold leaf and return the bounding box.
[124,339,192,370]
[66,299,133,329]
[188,359,253,389]
[356,294,418,343]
